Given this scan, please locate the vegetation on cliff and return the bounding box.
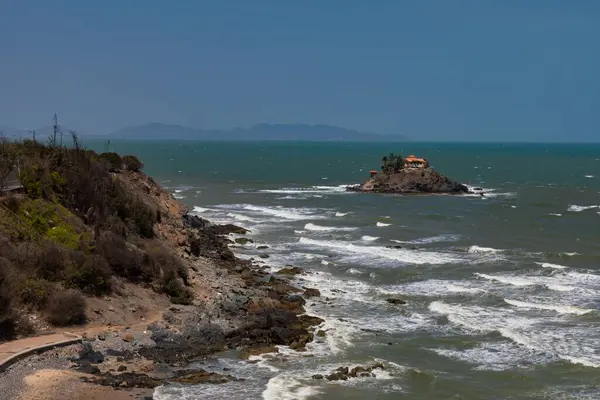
[0,134,190,340]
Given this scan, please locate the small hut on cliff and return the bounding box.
[404,155,429,169]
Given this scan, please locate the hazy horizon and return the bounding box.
[1,1,599,142]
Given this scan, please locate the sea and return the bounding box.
[89,141,600,399]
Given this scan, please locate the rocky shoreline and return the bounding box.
[1,193,328,399]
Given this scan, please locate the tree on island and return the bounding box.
[381,153,404,174]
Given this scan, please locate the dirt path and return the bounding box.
[0,333,82,371]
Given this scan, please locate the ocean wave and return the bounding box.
[585,175,594,178]
[567,204,599,212]
[192,206,210,213]
[376,222,391,227]
[335,212,348,217]
[474,272,576,292]
[361,236,379,241]
[304,223,357,232]
[547,213,562,217]
[428,301,600,368]
[391,234,461,245]
[503,298,593,315]
[297,237,462,265]
[262,374,322,400]
[468,245,502,254]
[536,262,568,270]
[464,186,517,199]
[380,280,486,297]
[259,185,351,195]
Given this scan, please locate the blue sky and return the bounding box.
[1,1,599,141]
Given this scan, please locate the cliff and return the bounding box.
[0,138,325,394]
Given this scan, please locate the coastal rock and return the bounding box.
[303,288,321,297]
[276,266,305,275]
[235,237,254,245]
[324,363,385,381]
[386,297,407,305]
[122,333,134,342]
[171,370,235,385]
[256,245,269,250]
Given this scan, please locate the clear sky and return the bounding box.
[1,1,599,141]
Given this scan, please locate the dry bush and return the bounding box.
[45,289,87,326]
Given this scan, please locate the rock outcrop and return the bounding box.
[349,168,468,194]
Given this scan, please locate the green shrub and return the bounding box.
[162,277,193,305]
[99,152,122,171]
[0,258,16,340]
[45,289,87,326]
[122,155,143,172]
[46,225,80,250]
[18,278,54,308]
[63,255,112,295]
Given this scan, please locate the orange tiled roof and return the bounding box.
[405,155,427,163]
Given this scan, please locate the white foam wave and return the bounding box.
[536,262,568,270]
[376,222,391,227]
[335,212,348,217]
[304,223,357,232]
[192,206,210,213]
[361,236,379,241]
[391,234,461,245]
[585,175,594,178]
[260,185,351,195]
[475,273,574,291]
[173,194,185,199]
[241,205,324,220]
[568,204,599,212]
[226,212,260,222]
[547,213,562,217]
[429,301,600,368]
[298,237,462,265]
[468,245,502,254]
[381,280,486,297]
[262,374,321,400]
[503,298,593,315]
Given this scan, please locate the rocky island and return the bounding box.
[349,153,469,194]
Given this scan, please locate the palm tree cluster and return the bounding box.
[381,152,405,174]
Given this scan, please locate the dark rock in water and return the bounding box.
[259,253,270,259]
[277,266,304,275]
[257,245,269,250]
[235,237,254,245]
[312,374,324,380]
[386,297,407,305]
[326,372,348,381]
[324,363,385,381]
[303,288,321,297]
[239,345,278,359]
[205,224,249,235]
[171,369,237,385]
[316,329,326,338]
[348,167,468,194]
[386,245,402,249]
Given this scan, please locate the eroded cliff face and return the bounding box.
[350,168,468,194]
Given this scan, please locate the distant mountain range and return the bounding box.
[2,123,409,142]
[111,123,409,141]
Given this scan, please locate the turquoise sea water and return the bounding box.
[91,141,600,399]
